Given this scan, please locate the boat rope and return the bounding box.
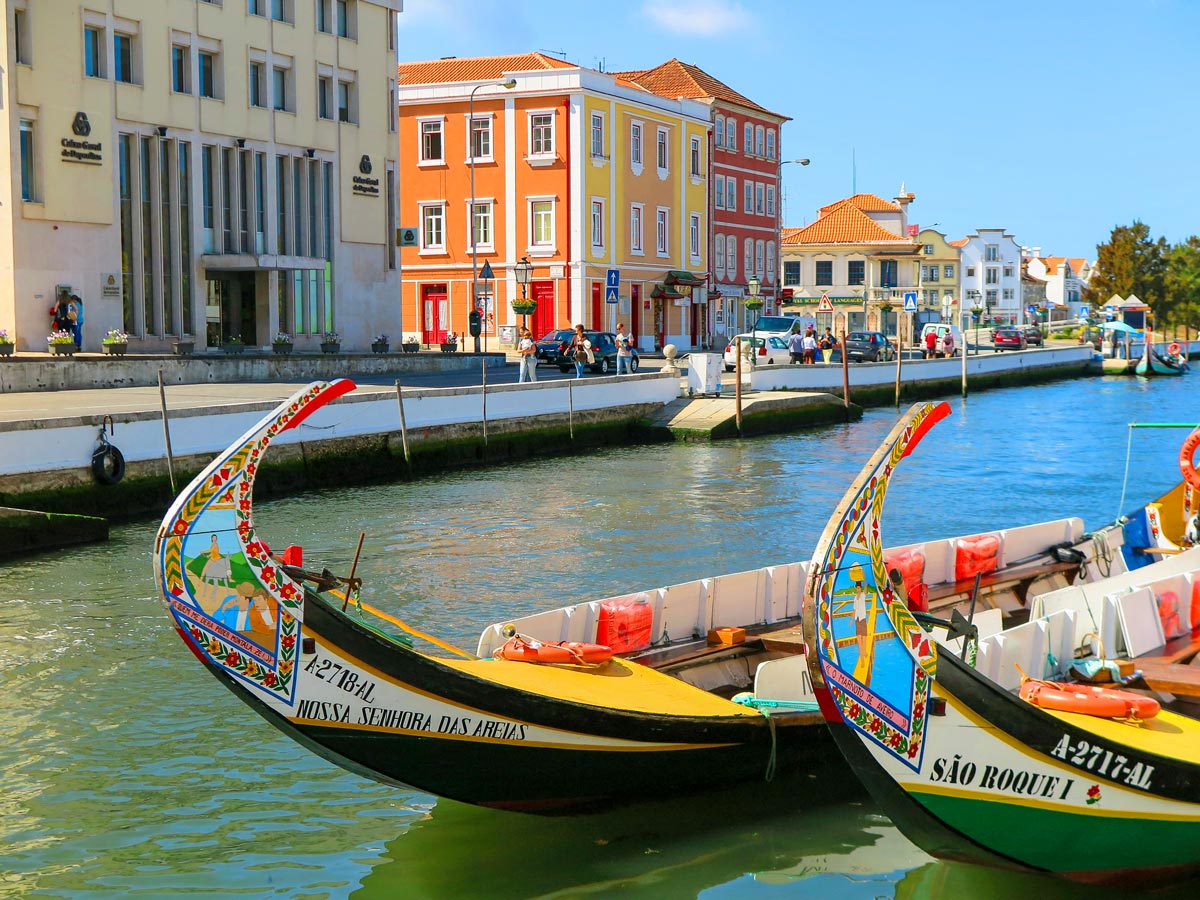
[1117,424,1135,518]
[765,713,777,782]
[1092,531,1113,579]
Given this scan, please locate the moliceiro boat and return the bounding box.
[801,402,1200,885]
[151,380,1192,814]
[1135,339,1188,376]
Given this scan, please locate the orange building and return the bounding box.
[396,53,710,350]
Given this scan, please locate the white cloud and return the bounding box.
[641,0,752,36]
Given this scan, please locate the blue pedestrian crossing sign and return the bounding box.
[903,291,918,312]
[606,268,620,288]
[605,286,619,304]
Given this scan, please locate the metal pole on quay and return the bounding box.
[469,78,517,354]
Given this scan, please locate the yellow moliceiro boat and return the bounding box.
[802,402,1200,885]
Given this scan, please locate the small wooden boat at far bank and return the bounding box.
[151,379,1195,815]
[802,403,1200,886]
[1136,339,1188,376]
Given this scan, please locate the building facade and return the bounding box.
[1,0,402,353]
[779,192,921,336]
[953,228,1023,327]
[614,60,789,347]
[916,228,960,328]
[1023,249,1090,322]
[396,53,710,352]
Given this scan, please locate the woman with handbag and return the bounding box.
[568,324,592,378]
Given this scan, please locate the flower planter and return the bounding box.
[172,341,194,356]
[223,344,245,355]
[49,343,76,356]
[102,343,128,356]
[320,342,340,354]
[0,344,13,358]
[511,302,538,316]
[401,342,420,354]
[373,342,391,354]
[439,342,459,353]
[272,343,293,355]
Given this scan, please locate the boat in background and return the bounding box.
[1136,339,1188,376]
[801,403,1200,886]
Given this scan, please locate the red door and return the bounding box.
[530,281,554,337]
[421,284,447,344]
[630,284,641,348]
[590,282,602,330]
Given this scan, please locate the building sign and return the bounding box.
[61,112,102,165]
[101,273,121,300]
[352,155,380,197]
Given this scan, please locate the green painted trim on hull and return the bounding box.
[916,790,1200,875]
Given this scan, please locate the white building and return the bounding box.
[1023,248,1091,321]
[950,229,1023,327]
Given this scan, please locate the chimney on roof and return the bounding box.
[893,190,915,237]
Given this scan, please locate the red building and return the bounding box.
[615,60,789,348]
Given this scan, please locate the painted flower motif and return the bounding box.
[225,650,241,667]
[887,731,903,748]
[279,661,294,677]
[278,583,299,601]
[207,639,222,655]
[239,498,252,511]
[237,521,252,537]
[907,742,921,759]
[173,518,190,535]
[1086,785,1101,805]
[913,701,926,720]
[846,702,862,720]
[246,463,257,475]
[263,672,276,687]
[245,661,259,677]
[281,634,296,650]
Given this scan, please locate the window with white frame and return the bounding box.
[590,199,604,248]
[469,201,493,249]
[199,49,220,99]
[316,0,332,32]
[783,261,801,286]
[986,289,998,305]
[766,129,776,160]
[84,24,105,78]
[726,237,737,280]
[272,63,291,111]
[766,242,776,282]
[420,203,444,250]
[630,122,642,166]
[590,113,604,158]
[271,0,292,22]
[1003,265,1014,278]
[985,267,998,284]
[714,234,725,277]
[14,7,30,65]
[113,29,137,83]
[172,45,191,94]
[656,128,668,171]
[755,182,764,215]
[923,243,934,255]
[630,203,643,253]
[743,123,752,155]
[419,119,443,162]
[529,112,554,156]
[388,78,397,133]
[249,61,266,107]
[689,137,701,177]
[944,264,954,278]
[714,174,725,209]
[337,77,356,123]
[743,238,753,278]
[985,244,999,261]
[469,116,492,161]
[317,75,332,119]
[18,118,37,202]
[966,266,975,277]
[754,125,764,157]
[656,207,668,255]
[766,184,776,216]
[335,0,355,38]
[726,118,736,151]
[715,115,725,147]
[531,199,554,246]
[689,213,701,259]
[1002,288,1014,300]
[726,177,736,211]
[755,240,765,278]
[743,181,752,214]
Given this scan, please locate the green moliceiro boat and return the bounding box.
[802,402,1200,886]
[1135,340,1188,376]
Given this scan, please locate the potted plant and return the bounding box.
[47,329,77,356]
[320,331,340,354]
[0,329,13,358]
[400,335,421,354]
[102,329,130,356]
[744,297,764,311]
[511,299,538,316]
[223,335,245,355]
[271,332,293,355]
[440,332,460,353]
[372,333,391,354]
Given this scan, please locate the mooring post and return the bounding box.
[481,357,488,447]
[735,337,743,435]
[961,333,968,399]
[894,317,903,408]
[841,330,850,409]
[393,380,410,466]
[568,378,575,440]
[157,368,177,494]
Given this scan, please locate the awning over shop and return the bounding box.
[665,270,705,288]
[651,284,687,300]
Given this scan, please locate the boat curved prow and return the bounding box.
[152,379,356,703]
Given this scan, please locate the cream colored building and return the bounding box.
[1,0,402,353]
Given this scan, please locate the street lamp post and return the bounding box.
[513,256,533,330]
[746,274,762,366]
[469,78,517,354]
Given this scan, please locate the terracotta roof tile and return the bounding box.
[818,193,900,216]
[781,205,915,245]
[611,59,788,120]
[948,238,969,248]
[398,52,576,85]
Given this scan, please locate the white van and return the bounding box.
[917,323,964,357]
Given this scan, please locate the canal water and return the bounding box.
[2,373,1196,899]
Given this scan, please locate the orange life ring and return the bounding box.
[495,637,614,666]
[1020,681,1160,720]
[1168,342,1182,356]
[1180,429,1200,491]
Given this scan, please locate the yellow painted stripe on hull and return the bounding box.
[907,782,1200,822]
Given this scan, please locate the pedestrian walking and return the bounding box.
[801,327,819,364]
[924,328,938,359]
[50,293,74,336]
[517,327,538,383]
[787,330,805,364]
[568,324,592,378]
[68,294,85,350]
[615,322,634,374]
[940,330,955,358]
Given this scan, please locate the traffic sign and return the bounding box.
[606,268,620,288]
[817,292,834,313]
[903,292,918,312]
[479,260,494,280]
[605,286,619,304]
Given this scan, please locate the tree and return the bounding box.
[1083,221,1169,312]
[1165,236,1200,336]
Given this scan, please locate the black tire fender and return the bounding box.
[92,441,126,485]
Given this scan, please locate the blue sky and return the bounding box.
[397,0,1200,260]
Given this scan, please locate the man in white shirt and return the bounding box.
[614,323,634,375]
[517,328,537,383]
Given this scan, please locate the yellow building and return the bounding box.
[1,0,402,353]
[916,228,960,327]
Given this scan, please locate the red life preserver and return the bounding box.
[1181,429,1200,491]
[495,636,614,666]
[1168,342,1182,356]
[1020,681,1160,720]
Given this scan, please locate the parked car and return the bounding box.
[534,329,575,365]
[1021,325,1044,347]
[747,315,809,338]
[844,331,896,363]
[722,334,791,371]
[553,331,640,374]
[915,323,964,357]
[993,326,1027,351]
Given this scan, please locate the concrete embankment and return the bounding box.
[0,506,108,558]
